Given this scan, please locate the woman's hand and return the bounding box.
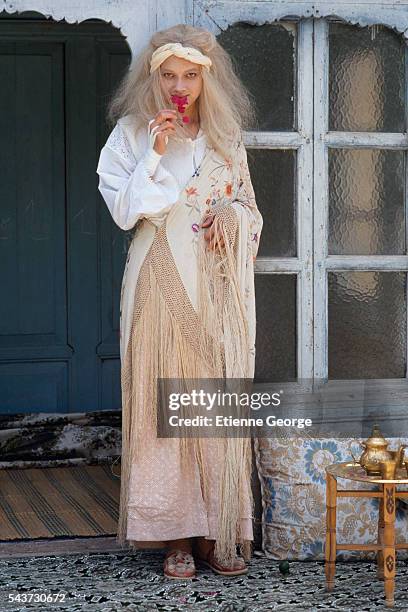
[201,214,225,252]
[149,110,177,155]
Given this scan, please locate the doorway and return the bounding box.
[0,13,131,414]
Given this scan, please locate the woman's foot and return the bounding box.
[194,538,248,577]
[164,538,195,579]
[163,549,196,579]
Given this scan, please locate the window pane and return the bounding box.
[328,272,406,379]
[329,22,405,132]
[218,22,296,131]
[328,149,405,255]
[255,274,297,382]
[249,149,296,257]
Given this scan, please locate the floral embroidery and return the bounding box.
[185,186,198,197]
[185,186,201,216]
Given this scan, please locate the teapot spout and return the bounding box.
[389,444,406,468]
[395,444,406,468]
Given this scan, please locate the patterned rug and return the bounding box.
[0,465,119,540]
[2,550,408,610]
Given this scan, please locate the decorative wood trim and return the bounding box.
[6,1,408,56]
[1,0,186,56]
[194,1,408,42]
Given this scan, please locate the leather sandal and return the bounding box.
[196,547,248,576]
[163,549,196,579]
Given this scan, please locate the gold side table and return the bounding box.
[325,462,408,608]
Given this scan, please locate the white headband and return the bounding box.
[150,42,212,74]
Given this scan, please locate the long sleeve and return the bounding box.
[96,122,181,230]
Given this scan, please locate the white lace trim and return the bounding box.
[105,123,135,164]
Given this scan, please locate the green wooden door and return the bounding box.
[0,16,131,413]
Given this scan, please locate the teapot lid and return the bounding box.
[363,423,389,448]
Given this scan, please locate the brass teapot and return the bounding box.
[351,424,406,476]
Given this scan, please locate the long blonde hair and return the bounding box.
[107,24,257,160]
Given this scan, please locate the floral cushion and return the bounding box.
[254,436,408,560]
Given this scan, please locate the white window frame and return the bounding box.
[194,3,408,394]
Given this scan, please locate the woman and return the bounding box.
[97,24,263,579]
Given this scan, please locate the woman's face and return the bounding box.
[159,55,203,115]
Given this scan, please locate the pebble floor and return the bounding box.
[2,549,408,611]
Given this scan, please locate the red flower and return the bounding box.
[171,94,190,124]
